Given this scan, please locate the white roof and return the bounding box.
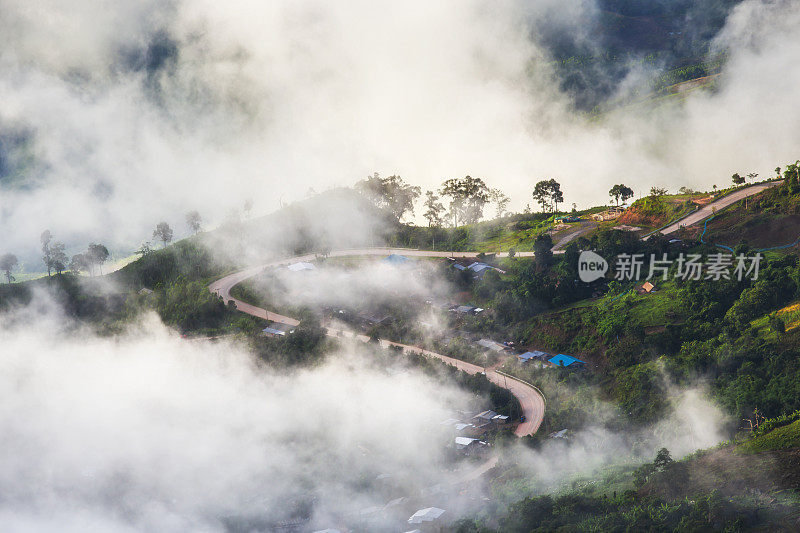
[455,436,478,447]
[440,418,460,426]
[408,507,446,524]
[287,261,315,271]
[477,339,505,351]
[454,423,474,431]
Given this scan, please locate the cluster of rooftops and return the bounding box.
[440,409,511,451]
[450,259,505,279]
[517,350,586,368]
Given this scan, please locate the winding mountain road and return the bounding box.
[209,248,545,437]
[658,181,782,235]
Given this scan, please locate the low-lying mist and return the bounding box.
[0,308,479,532]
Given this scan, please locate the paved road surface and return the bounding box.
[551,221,598,251]
[209,248,546,437]
[658,181,782,236]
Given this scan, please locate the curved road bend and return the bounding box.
[658,181,782,236]
[209,248,545,437]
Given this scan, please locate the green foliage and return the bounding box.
[739,419,800,453]
[113,239,223,289]
[250,316,328,367]
[153,277,232,333]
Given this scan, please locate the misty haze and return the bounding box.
[3,1,800,532]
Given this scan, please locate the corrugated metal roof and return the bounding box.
[549,354,586,367]
[408,507,446,524]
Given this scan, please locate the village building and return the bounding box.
[517,350,548,363]
[548,354,586,368]
[408,507,446,526]
[477,338,506,352]
[261,322,295,337]
[287,261,315,272]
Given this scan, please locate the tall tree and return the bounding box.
[0,253,18,284]
[186,211,202,234]
[356,173,421,222]
[489,188,510,219]
[609,184,634,206]
[153,222,173,248]
[70,253,88,275]
[532,179,563,212]
[533,234,553,268]
[243,199,254,218]
[440,175,490,226]
[423,191,445,227]
[41,230,53,276]
[731,173,745,185]
[87,243,110,276]
[50,242,67,274]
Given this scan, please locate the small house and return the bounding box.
[382,254,411,265]
[639,281,657,294]
[517,350,547,363]
[454,437,490,456]
[408,507,446,525]
[287,261,315,272]
[548,354,586,368]
[453,305,483,315]
[492,414,510,426]
[472,410,498,425]
[477,339,506,352]
[262,322,295,337]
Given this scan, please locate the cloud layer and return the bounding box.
[0,311,473,531]
[2,0,799,264]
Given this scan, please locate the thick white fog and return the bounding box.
[2,0,800,259]
[0,310,476,532]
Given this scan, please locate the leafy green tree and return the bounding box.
[768,314,785,336]
[533,233,553,268]
[489,188,510,218]
[70,253,88,275]
[649,186,668,197]
[87,243,110,275]
[440,175,490,226]
[50,242,68,274]
[533,179,563,212]
[731,172,745,185]
[153,222,174,248]
[41,230,53,276]
[653,448,673,470]
[422,190,445,227]
[609,184,634,206]
[0,253,18,284]
[356,173,421,222]
[185,211,202,234]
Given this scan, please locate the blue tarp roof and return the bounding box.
[518,350,547,360]
[549,354,586,367]
[383,254,410,264]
